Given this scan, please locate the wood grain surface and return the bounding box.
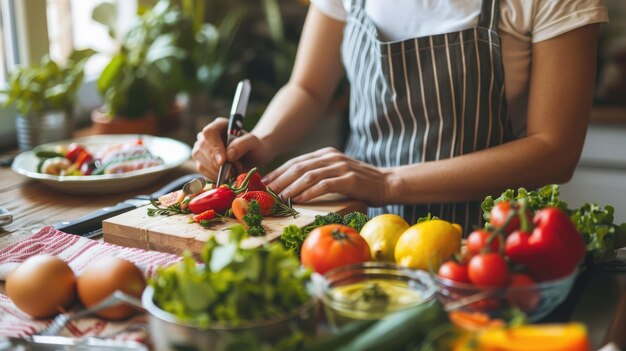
[103,195,366,255]
[0,160,198,238]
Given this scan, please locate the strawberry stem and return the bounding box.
[231,167,258,194]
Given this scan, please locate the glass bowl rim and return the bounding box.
[433,267,579,292]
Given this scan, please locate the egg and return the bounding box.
[76,257,146,320]
[6,255,76,319]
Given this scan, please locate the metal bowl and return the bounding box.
[142,286,317,351]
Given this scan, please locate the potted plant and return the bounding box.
[2,49,95,150]
[92,0,242,135]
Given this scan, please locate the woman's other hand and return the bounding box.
[263,147,392,205]
[192,117,272,180]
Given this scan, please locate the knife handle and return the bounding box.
[52,202,137,235]
[225,113,244,146]
[148,173,203,199]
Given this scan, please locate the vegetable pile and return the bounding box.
[147,168,299,234]
[280,212,369,256]
[438,199,585,299]
[35,138,164,176]
[150,225,311,326]
[481,184,626,261]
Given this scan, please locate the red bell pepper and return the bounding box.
[187,168,260,215]
[505,207,585,281]
[188,186,236,214]
[65,143,86,162]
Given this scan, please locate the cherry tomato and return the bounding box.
[466,229,502,255]
[300,224,371,274]
[490,201,532,235]
[65,143,86,163]
[468,253,509,287]
[506,273,539,312]
[438,261,470,284]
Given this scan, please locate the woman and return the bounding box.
[192,0,607,230]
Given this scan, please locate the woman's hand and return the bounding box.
[263,147,392,205]
[192,117,272,180]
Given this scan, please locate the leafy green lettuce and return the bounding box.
[150,225,311,326]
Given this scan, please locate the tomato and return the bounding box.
[438,261,470,284]
[506,273,539,312]
[466,229,502,255]
[468,253,508,287]
[300,224,371,274]
[65,143,86,163]
[490,201,534,236]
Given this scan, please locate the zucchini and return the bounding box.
[305,319,376,351]
[35,150,65,159]
[336,300,447,351]
[36,159,46,173]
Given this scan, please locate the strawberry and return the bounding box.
[193,209,217,223]
[240,191,275,216]
[235,171,265,191]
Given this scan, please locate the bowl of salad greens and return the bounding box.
[144,225,316,351]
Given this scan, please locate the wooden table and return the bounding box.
[1,161,625,349]
[0,160,197,237]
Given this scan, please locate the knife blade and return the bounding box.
[52,173,203,237]
[216,79,251,186]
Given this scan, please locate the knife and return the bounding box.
[215,79,251,186]
[52,173,202,238]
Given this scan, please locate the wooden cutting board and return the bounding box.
[102,194,366,256]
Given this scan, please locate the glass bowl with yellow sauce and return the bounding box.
[313,262,436,329]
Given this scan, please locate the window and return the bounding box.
[0,0,139,150]
[47,0,137,74]
[0,0,19,83]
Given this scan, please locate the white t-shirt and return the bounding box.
[310,0,608,136]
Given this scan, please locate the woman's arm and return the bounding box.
[191,6,345,179]
[265,24,600,204]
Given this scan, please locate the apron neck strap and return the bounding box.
[477,0,500,31]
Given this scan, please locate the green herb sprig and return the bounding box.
[244,200,265,236]
[147,199,188,216]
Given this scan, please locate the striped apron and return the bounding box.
[342,0,514,232]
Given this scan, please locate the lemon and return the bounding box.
[360,214,410,262]
[394,219,462,271]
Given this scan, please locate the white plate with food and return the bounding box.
[12,134,191,194]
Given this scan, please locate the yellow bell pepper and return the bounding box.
[477,323,590,351]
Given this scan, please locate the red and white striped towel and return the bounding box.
[0,226,182,339]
